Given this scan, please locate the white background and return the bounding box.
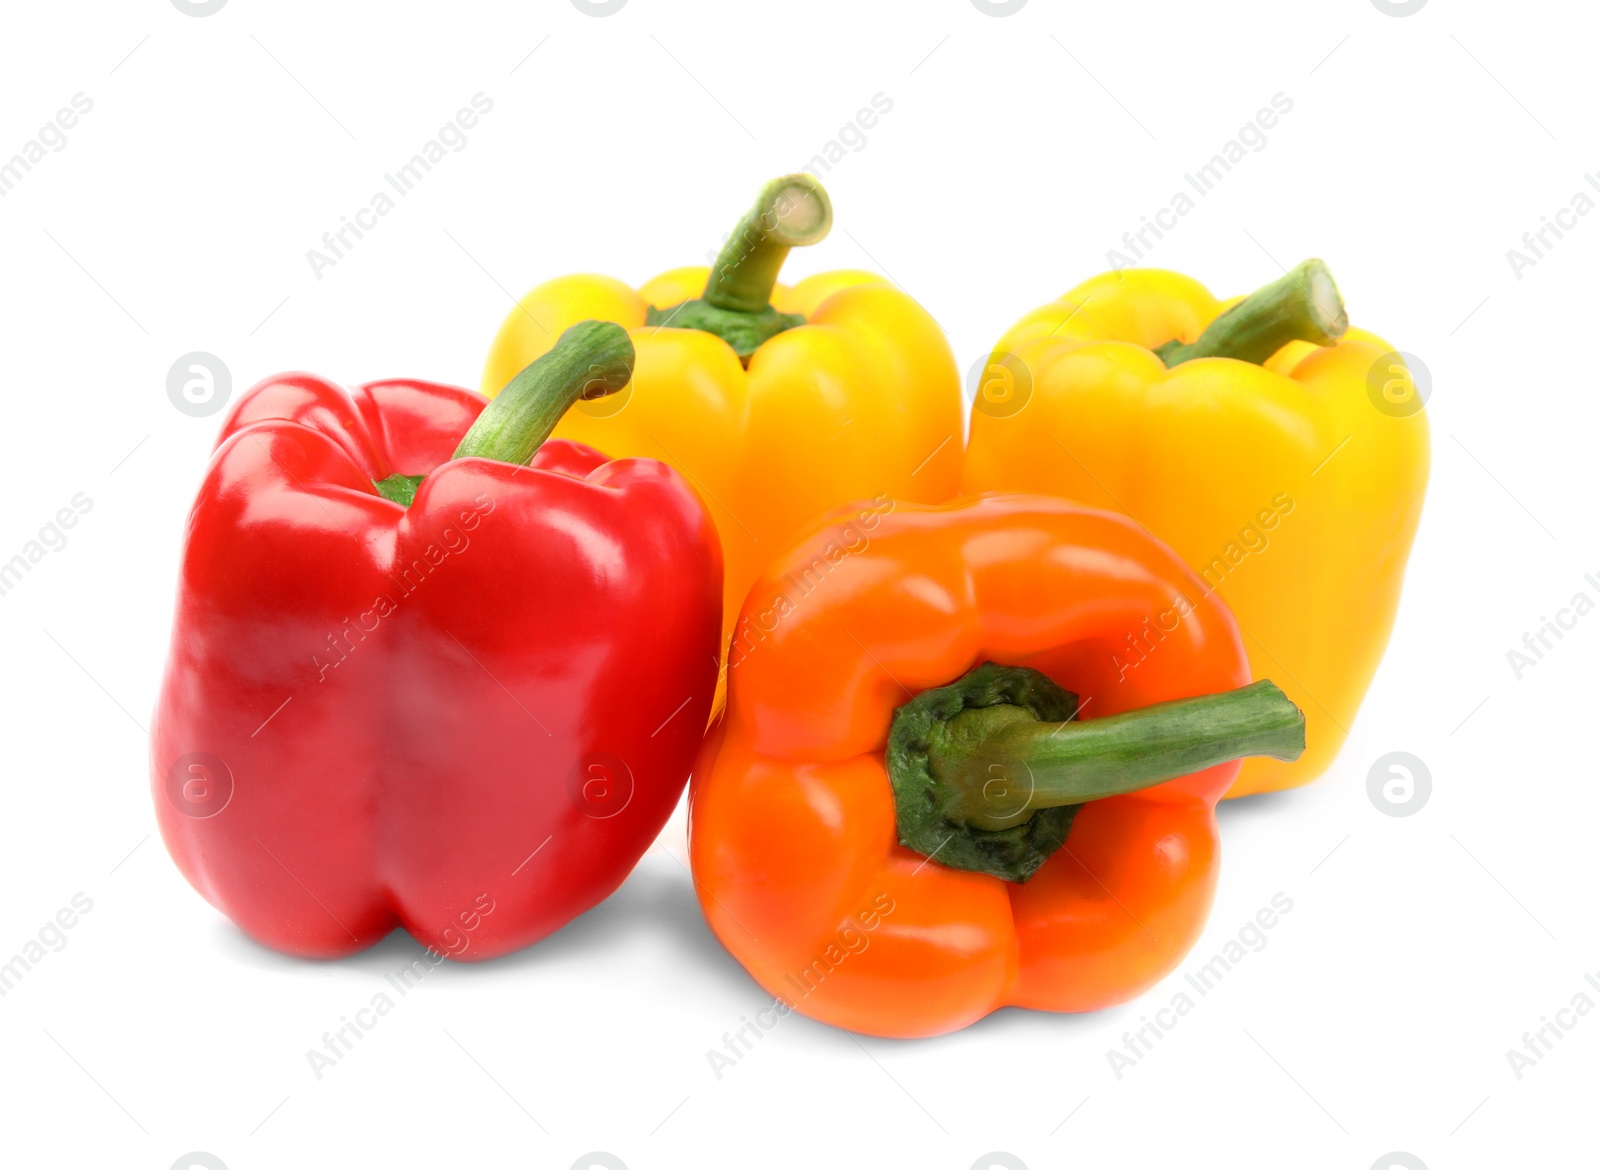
[0,1,1593,1167]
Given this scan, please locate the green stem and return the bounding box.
[935,680,1304,830]
[371,321,633,506]
[704,175,832,313]
[1156,258,1347,367]
[644,175,833,361]
[886,664,1304,883]
[453,320,633,465]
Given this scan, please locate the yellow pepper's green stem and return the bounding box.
[1157,259,1347,367]
[646,175,833,361]
[704,175,833,313]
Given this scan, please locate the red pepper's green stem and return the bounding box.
[885,664,1304,882]
[930,679,1305,832]
[645,175,833,361]
[454,320,633,465]
[704,175,833,313]
[373,321,633,507]
[1157,259,1347,367]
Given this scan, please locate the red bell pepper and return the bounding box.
[152,322,722,960]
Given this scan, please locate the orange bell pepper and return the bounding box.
[690,495,1304,1037]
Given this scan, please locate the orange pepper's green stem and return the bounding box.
[1156,258,1347,367]
[934,680,1305,829]
[887,664,1305,882]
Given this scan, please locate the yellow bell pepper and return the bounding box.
[963,262,1429,797]
[481,176,962,706]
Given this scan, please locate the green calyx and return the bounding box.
[885,663,1306,883]
[645,174,833,362]
[374,473,425,507]
[887,664,1083,884]
[645,299,807,362]
[371,320,634,506]
[1155,258,1348,368]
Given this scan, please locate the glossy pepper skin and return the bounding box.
[481,177,963,690]
[964,266,1430,797]
[151,338,721,960]
[689,496,1268,1038]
